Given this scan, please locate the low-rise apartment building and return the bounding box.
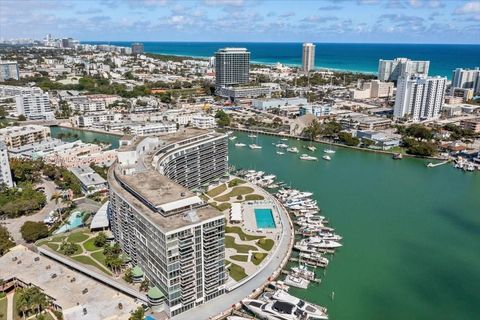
[69,166,108,195]
[0,125,50,149]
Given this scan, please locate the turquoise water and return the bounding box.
[84,41,480,78]
[54,211,85,234]
[50,126,120,150]
[228,132,480,320]
[254,208,276,229]
[47,127,480,318]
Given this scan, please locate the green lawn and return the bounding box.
[206,184,227,197]
[256,238,275,251]
[251,252,268,265]
[225,226,265,241]
[91,251,107,267]
[216,203,231,211]
[228,178,246,187]
[244,194,264,201]
[225,235,258,254]
[214,186,255,202]
[71,255,111,275]
[227,262,247,281]
[83,237,102,252]
[45,242,59,251]
[67,232,89,243]
[230,254,248,262]
[0,297,7,320]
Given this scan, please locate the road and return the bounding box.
[1,179,65,244]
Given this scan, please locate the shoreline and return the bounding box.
[226,127,447,161]
[147,51,378,75]
[54,124,124,137]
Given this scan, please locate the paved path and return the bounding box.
[2,179,65,244]
[172,193,293,320]
[6,292,13,320]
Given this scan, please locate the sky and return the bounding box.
[0,0,479,44]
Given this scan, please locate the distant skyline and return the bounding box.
[1,0,480,44]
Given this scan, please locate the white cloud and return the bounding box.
[454,1,480,15]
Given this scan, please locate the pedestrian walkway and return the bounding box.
[6,292,13,320]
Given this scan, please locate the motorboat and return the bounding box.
[299,252,330,268]
[293,244,319,254]
[242,298,307,320]
[277,151,285,155]
[300,154,318,161]
[393,153,403,160]
[307,146,317,152]
[281,138,288,141]
[290,265,316,281]
[249,144,262,149]
[270,290,328,320]
[322,155,331,161]
[248,134,257,138]
[298,237,342,249]
[235,143,246,147]
[283,275,310,290]
[276,143,289,148]
[226,130,234,135]
[287,147,299,153]
[324,149,336,154]
[229,136,237,141]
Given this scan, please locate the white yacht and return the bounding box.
[248,134,257,138]
[300,154,318,161]
[307,146,317,152]
[298,237,342,249]
[281,138,289,141]
[322,155,331,161]
[271,290,328,320]
[299,252,330,268]
[242,299,307,320]
[287,147,299,153]
[226,130,234,135]
[277,151,285,155]
[284,275,310,289]
[249,144,262,149]
[235,142,246,147]
[276,143,289,148]
[324,149,336,154]
[229,136,237,141]
[290,265,316,281]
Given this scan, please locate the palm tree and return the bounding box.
[50,192,63,206]
[16,288,31,320]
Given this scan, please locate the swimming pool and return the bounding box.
[53,211,85,234]
[254,208,276,229]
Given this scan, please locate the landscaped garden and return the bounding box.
[37,229,114,275]
[203,179,265,213]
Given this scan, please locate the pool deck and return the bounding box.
[173,182,295,320]
[243,201,281,234]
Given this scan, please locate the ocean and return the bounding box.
[84,41,480,78]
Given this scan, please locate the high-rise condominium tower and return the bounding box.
[108,129,228,317]
[394,75,446,121]
[452,67,480,93]
[378,58,430,82]
[215,48,250,87]
[302,43,315,73]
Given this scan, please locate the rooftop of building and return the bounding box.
[110,129,225,232]
[0,124,49,136]
[0,245,139,320]
[70,166,107,186]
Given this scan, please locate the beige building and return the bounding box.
[461,118,480,133]
[0,125,50,149]
[371,80,394,98]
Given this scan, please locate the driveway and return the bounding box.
[1,179,66,244]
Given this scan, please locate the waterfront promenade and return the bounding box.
[172,193,294,320]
